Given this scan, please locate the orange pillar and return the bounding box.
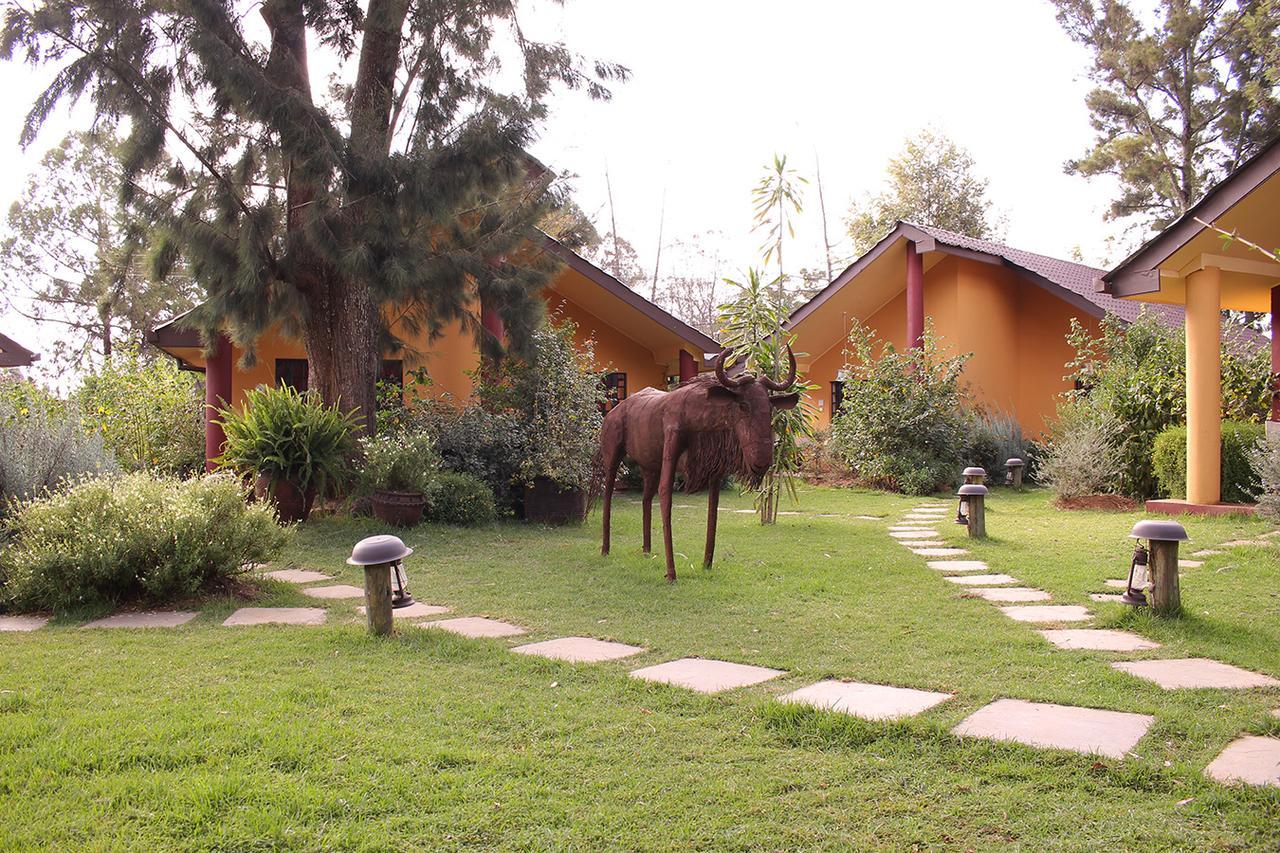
[205,333,233,472]
[480,296,505,343]
[906,241,924,348]
[1185,267,1221,505]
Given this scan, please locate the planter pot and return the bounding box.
[371,489,427,527]
[254,474,316,524]
[523,476,587,526]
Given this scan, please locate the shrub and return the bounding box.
[0,378,116,506]
[217,385,360,495]
[75,347,203,475]
[1151,421,1263,503]
[1252,433,1280,520]
[358,431,438,495]
[829,322,971,495]
[426,471,497,526]
[0,473,288,611]
[1040,403,1123,501]
[431,405,529,512]
[963,410,1033,484]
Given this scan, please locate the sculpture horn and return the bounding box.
[761,344,797,391]
[714,347,750,388]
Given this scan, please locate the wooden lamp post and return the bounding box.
[1124,520,1188,616]
[347,534,415,636]
[955,484,987,539]
[1004,458,1025,488]
[963,466,986,485]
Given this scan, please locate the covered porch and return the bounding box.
[1098,137,1280,513]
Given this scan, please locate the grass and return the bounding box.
[2,486,1278,849]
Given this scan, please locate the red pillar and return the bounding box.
[679,349,696,383]
[205,333,233,472]
[481,296,505,344]
[1271,285,1279,422]
[906,241,924,349]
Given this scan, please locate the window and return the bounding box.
[379,359,404,388]
[602,372,627,412]
[831,380,845,416]
[275,358,309,392]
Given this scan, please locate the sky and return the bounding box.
[0,0,1136,371]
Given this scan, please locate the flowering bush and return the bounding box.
[0,377,116,506]
[357,431,438,495]
[0,473,288,611]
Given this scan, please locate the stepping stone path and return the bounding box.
[0,616,49,632]
[223,607,326,627]
[1179,560,1204,569]
[889,530,938,540]
[1090,593,1126,603]
[420,616,527,638]
[926,560,988,573]
[357,602,450,619]
[1104,579,1129,589]
[780,679,951,720]
[1222,539,1272,547]
[901,540,946,547]
[1001,605,1092,623]
[1038,629,1160,652]
[1112,658,1280,690]
[629,657,784,694]
[912,548,968,557]
[887,525,937,532]
[512,637,645,663]
[263,569,333,583]
[1192,549,1223,557]
[81,611,197,629]
[301,584,366,600]
[953,698,1154,759]
[852,515,883,520]
[968,587,1050,603]
[946,573,1018,586]
[1204,736,1280,787]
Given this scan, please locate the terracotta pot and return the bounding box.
[523,476,587,526]
[371,489,427,527]
[254,474,316,524]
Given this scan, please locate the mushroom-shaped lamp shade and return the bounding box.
[957,484,989,497]
[962,467,986,478]
[1129,520,1189,542]
[347,534,414,566]
[1005,458,1023,468]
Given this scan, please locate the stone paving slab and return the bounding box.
[1261,530,1280,539]
[1001,605,1092,623]
[263,569,333,583]
[889,530,939,540]
[926,560,989,573]
[945,573,1019,586]
[953,698,1154,759]
[1222,539,1272,547]
[1192,549,1224,557]
[1204,736,1280,787]
[357,602,450,619]
[887,525,938,532]
[302,584,366,600]
[512,636,646,663]
[1112,658,1280,690]
[420,616,528,638]
[1090,593,1126,603]
[0,615,49,632]
[912,548,969,557]
[852,515,884,520]
[1273,708,1280,718]
[629,657,784,694]
[968,587,1050,602]
[901,514,944,520]
[1104,579,1129,589]
[224,607,326,627]
[900,540,947,547]
[1179,559,1204,569]
[82,611,198,629]
[1038,629,1160,652]
[780,679,952,720]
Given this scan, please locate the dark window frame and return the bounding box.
[275,358,309,393]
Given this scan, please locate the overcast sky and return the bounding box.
[0,0,1136,368]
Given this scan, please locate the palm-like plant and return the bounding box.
[751,154,807,304]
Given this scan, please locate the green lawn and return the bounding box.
[2,487,1278,849]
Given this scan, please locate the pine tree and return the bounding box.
[2,0,626,432]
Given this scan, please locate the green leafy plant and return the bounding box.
[426,471,498,527]
[216,385,360,496]
[829,321,971,496]
[964,410,1034,484]
[0,472,288,611]
[0,377,117,506]
[1151,421,1264,504]
[1251,433,1280,521]
[1039,402,1123,502]
[357,431,438,495]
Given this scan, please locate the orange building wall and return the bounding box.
[546,293,669,392]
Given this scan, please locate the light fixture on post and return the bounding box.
[1004,458,1025,488]
[955,483,987,538]
[1127,520,1188,616]
[347,534,415,636]
[963,466,986,486]
[1121,541,1150,607]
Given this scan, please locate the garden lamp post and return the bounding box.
[963,466,986,485]
[1004,458,1025,488]
[955,484,987,538]
[1125,520,1188,616]
[347,534,415,636]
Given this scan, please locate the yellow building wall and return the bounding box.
[546,293,670,392]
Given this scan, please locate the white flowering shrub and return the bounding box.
[0,472,289,611]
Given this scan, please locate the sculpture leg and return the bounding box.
[703,479,720,569]
[600,446,622,556]
[659,435,679,582]
[641,472,656,554]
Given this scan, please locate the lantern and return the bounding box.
[1126,519,1189,616]
[347,534,415,635]
[1120,542,1150,607]
[1004,458,1025,488]
[955,483,988,538]
[963,466,986,485]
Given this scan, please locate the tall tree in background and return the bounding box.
[845,129,1003,257]
[1052,0,1280,229]
[586,232,646,289]
[3,0,625,432]
[0,130,198,369]
[654,232,727,336]
[751,154,806,305]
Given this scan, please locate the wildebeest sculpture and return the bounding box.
[597,347,799,581]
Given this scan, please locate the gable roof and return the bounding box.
[0,332,39,367]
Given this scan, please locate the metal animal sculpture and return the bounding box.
[597,347,799,581]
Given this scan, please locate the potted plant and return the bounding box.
[216,385,359,523]
[359,431,437,527]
